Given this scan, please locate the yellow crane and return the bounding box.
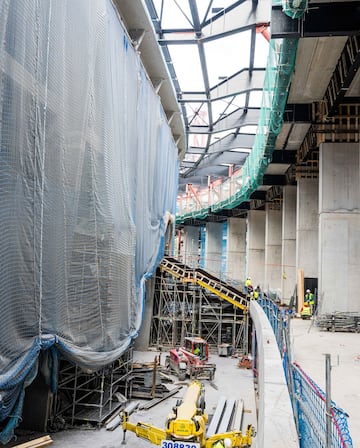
[121,380,254,448]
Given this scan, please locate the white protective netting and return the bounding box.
[0,0,178,404]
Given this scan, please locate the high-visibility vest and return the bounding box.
[305,293,314,305]
[301,302,311,316]
[212,441,224,448]
[245,279,252,288]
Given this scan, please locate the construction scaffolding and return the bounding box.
[50,348,133,428]
[150,258,249,353]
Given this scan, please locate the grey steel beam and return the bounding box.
[271,3,360,39]
[189,108,260,134]
[271,150,297,164]
[207,133,255,153]
[282,104,312,123]
[324,35,360,116]
[262,174,287,186]
[201,0,270,43]
[180,69,265,102]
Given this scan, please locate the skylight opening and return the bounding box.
[204,31,251,87]
[169,45,204,91]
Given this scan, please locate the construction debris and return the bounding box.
[12,435,53,448]
[316,312,360,332]
[127,358,175,399]
[238,355,252,370]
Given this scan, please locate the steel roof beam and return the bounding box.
[180,69,265,102]
[200,0,270,42]
[207,133,255,153]
[271,2,360,39]
[188,108,260,134]
[271,150,297,164]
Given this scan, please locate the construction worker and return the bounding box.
[193,344,200,356]
[304,289,315,314]
[212,438,232,448]
[253,285,261,300]
[301,301,312,319]
[245,277,253,294]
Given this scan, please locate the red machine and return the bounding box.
[165,336,216,381]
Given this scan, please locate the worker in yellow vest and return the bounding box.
[304,289,315,314]
[253,285,261,300]
[301,301,312,319]
[212,438,232,448]
[245,277,253,294]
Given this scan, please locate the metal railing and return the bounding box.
[259,297,353,448]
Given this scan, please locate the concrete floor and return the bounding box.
[290,317,360,446]
[49,350,258,448]
[7,317,359,447]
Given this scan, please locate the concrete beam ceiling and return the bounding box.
[288,37,347,104]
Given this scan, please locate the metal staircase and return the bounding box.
[160,256,249,312]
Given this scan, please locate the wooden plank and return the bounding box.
[13,435,53,448]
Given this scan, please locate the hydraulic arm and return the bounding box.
[121,380,254,447]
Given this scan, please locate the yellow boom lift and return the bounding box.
[121,380,254,448]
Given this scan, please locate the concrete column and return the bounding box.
[319,142,360,313]
[246,210,265,289]
[204,222,223,277]
[180,225,200,267]
[135,277,155,349]
[226,217,246,282]
[281,186,297,304]
[296,178,319,278]
[264,204,282,295]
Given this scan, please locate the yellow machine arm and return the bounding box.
[121,381,254,448]
[204,424,254,448]
[166,380,208,443]
[122,411,166,445]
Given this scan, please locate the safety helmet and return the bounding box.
[247,277,251,280]
[223,438,232,448]
[306,289,310,293]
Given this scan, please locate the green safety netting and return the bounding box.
[176,6,301,224]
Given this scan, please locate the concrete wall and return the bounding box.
[264,205,282,294]
[318,142,360,313]
[282,186,297,304]
[246,210,265,289]
[205,222,223,277]
[250,301,299,448]
[296,178,319,278]
[226,217,246,282]
[135,276,156,349]
[181,225,200,267]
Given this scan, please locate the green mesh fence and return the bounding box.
[176,33,299,224]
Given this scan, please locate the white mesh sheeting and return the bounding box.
[0,0,178,376]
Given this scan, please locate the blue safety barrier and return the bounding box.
[259,297,353,448]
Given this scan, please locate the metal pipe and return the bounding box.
[325,353,332,447]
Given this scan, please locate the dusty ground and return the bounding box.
[290,317,360,446]
[6,317,359,447]
[7,350,257,448]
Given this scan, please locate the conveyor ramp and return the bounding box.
[160,256,249,311]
